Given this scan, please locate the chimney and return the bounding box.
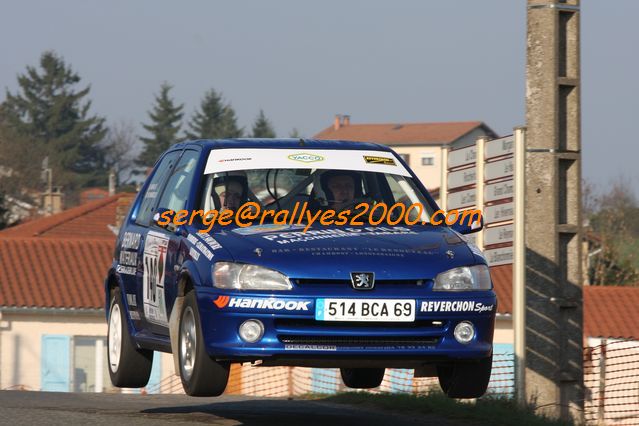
[42,187,64,216]
[108,170,116,196]
[333,114,342,130]
[342,115,350,126]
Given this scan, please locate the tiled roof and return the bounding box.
[313,121,496,146]
[0,194,134,309]
[490,264,639,340]
[0,238,112,309]
[584,286,639,340]
[490,264,512,315]
[0,194,126,239]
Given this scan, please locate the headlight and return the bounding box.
[213,262,292,290]
[433,265,492,291]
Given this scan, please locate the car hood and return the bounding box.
[206,224,481,280]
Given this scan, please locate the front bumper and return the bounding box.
[196,288,496,367]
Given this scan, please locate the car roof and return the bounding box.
[171,138,393,152]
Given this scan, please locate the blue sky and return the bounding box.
[1,1,637,195]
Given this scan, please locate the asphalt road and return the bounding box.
[0,391,465,425]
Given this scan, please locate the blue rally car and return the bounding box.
[105,139,496,398]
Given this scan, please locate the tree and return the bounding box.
[586,177,639,286]
[186,89,243,139]
[0,192,9,230]
[137,83,184,167]
[251,109,276,138]
[1,51,107,190]
[103,119,139,185]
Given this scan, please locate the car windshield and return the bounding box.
[200,168,435,223]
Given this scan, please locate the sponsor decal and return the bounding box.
[213,296,311,311]
[119,250,138,266]
[262,226,417,244]
[284,344,337,351]
[232,224,306,235]
[198,233,222,250]
[121,232,141,250]
[213,295,230,308]
[186,234,213,260]
[129,310,140,320]
[116,264,136,275]
[189,247,200,261]
[142,231,170,326]
[420,300,494,313]
[126,294,137,307]
[287,153,324,163]
[363,155,396,166]
[218,157,252,163]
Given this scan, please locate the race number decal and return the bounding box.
[143,230,169,326]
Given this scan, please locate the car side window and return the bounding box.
[157,150,200,213]
[136,151,181,226]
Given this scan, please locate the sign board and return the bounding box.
[485,180,514,203]
[484,223,514,246]
[448,145,476,169]
[447,166,476,190]
[447,188,476,210]
[485,135,514,160]
[485,157,514,181]
[484,246,513,266]
[483,202,514,224]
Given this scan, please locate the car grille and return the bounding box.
[292,278,429,287]
[274,318,446,330]
[278,335,439,347]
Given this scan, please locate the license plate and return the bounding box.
[315,299,415,322]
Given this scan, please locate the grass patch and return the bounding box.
[303,391,572,426]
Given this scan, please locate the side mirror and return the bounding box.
[152,208,176,230]
[451,214,483,235]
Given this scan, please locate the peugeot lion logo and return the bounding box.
[350,272,375,290]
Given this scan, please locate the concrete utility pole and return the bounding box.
[525,0,583,421]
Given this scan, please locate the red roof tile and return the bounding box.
[313,121,496,146]
[584,286,639,340]
[490,263,639,339]
[0,194,129,239]
[490,264,512,315]
[0,238,112,309]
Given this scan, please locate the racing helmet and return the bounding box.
[318,170,363,205]
[211,172,248,209]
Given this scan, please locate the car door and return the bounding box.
[139,149,201,336]
[128,150,182,334]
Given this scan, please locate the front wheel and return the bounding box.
[340,368,385,389]
[178,290,230,396]
[437,355,492,398]
[107,287,153,388]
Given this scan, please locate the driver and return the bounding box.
[320,170,363,212]
[213,174,248,211]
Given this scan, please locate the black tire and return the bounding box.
[437,355,493,398]
[107,287,153,388]
[178,290,230,396]
[340,368,385,389]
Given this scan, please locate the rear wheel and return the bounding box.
[178,290,230,396]
[107,287,153,388]
[437,355,492,398]
[340,368,385,389]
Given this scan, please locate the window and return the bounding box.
[157,150,200,212]
[72,336,117,393]
[136,151,181,226]
[398,153,410,164]
[421,156,435,166]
